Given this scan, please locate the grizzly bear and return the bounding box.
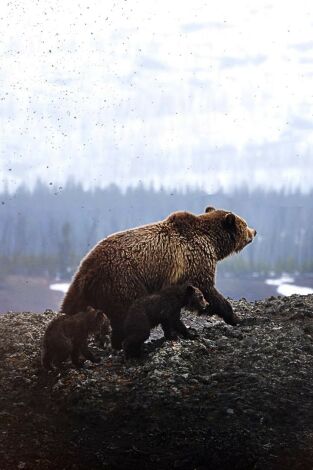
[61,206,256,349]
[41,306,109,369]
[123,283,209,358]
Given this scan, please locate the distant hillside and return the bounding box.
[1,183,313,279]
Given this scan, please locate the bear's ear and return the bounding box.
[205,206,215,213]
[185,284,195,297]
[96,311,104,321]
[86,306,95,314]
[223,212,236,229]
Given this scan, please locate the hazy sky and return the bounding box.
[1,0,313,192]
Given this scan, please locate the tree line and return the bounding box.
[1,181,313,280]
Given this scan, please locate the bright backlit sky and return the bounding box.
[1,0,313,192]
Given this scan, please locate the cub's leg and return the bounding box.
[42,337,70,369]
[41,350,53,370]
[123,313,150,358]
[53,348,71,368]
[80,341,101,363]
[71,341,85,368]
[123,335,146,358]
[173,319,198,339]
[161,320,178,340]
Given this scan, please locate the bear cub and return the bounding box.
[41,306,110,369]
[123,284,209,358]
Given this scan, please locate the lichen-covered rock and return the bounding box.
[1,295,313,469]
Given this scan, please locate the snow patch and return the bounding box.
[50,283,70,294]
[277,284,313,296]
[265,275,313,296]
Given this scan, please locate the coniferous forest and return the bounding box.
[1,181,313,281]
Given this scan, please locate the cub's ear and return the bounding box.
[96,311,104,321]
[185,284,195,297]
[223,212,236,229]
[205,206,215,213]
[86,306,95,314]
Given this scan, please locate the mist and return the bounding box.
[1,0,313,193]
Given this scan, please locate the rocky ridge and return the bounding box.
[1,294,313,469]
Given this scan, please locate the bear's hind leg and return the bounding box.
[161,320,178,340]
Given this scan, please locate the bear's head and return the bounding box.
[184,285,210,313]
[202,206,257,259]
[86,306,107,332]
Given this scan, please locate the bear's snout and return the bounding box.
[246,227,256,243]
[199,298,210,314]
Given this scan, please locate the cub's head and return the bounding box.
[184,285,209,314]
[86,306,107,332]
[203,206,257,259]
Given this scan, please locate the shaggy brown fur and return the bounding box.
[123,284,209,358]
[41,307,109,369]
[61,207,256,349]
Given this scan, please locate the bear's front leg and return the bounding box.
[203,286,239,325]
[173,319,198,339]
[71,345,85,368]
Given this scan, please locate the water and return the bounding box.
[2,273,312,314]
[49,275,313,299]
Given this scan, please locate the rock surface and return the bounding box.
[1,295,313,469]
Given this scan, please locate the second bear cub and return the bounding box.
[123,284,209,357]
[41,306,109,369]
